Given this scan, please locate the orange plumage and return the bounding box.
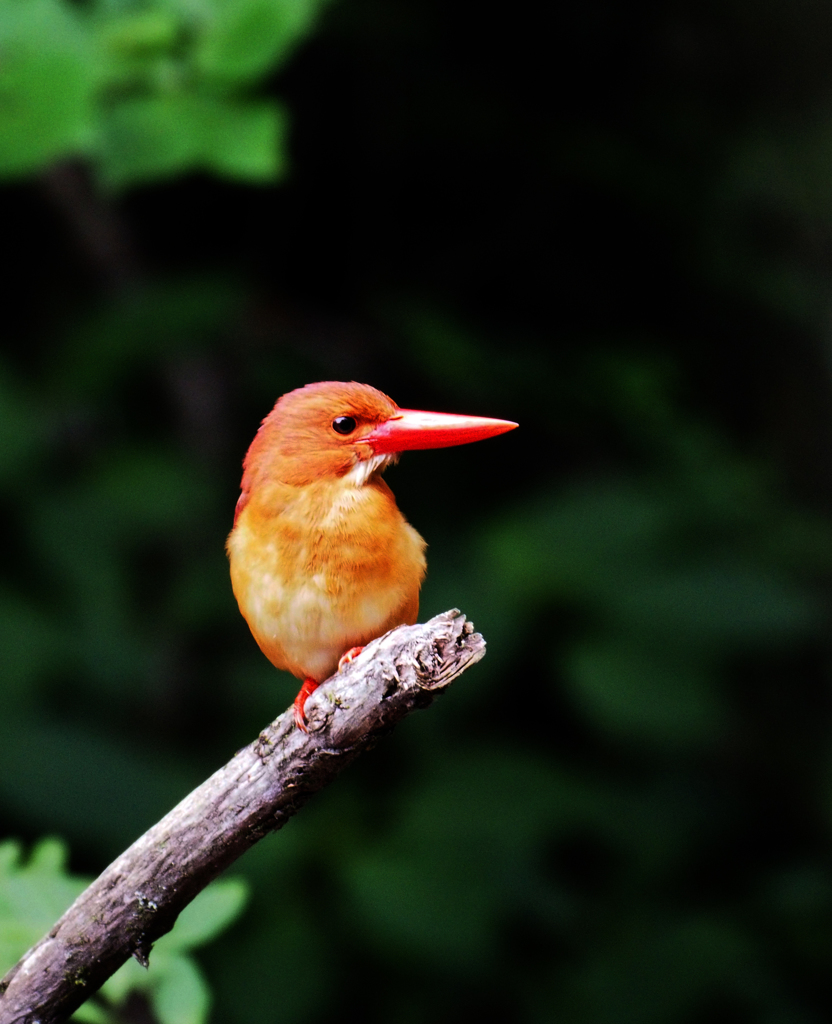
[227,381,516,729]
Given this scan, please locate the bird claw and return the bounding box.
[293,678,320,732]
[338,646,364,672]
[293,650,363,730]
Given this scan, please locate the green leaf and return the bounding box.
[99,954,152,1004]
[153,955,210,1024]
[160,878,249,951]
[98,93,286,188]
[101,878,247,1022]
[71,1000,117,1024]
[195,0,327,84]
[0,0,100,176]
[97,9,180,58]
[0,0,320,186]
[204,100,288,181]
[0,838,89,975]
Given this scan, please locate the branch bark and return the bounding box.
[0,610,485,1024]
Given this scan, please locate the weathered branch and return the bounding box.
[0,610,484,1024]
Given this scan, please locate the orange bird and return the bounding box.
[227,381,517,730]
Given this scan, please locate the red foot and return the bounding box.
[293,677,320,732]
[338,646,364,671]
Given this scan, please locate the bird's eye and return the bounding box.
[332,416,357,435]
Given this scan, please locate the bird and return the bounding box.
[227,381,517,730]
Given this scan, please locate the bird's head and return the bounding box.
[236,381,517,516]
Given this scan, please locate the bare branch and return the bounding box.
[41,161,141,294]
[0,610,485,1024]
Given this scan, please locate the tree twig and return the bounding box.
[0,610,485,1024]
[41,161,141,294]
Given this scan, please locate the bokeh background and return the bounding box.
[3,0,832,1021]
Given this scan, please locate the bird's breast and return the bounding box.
[227,477,426,681]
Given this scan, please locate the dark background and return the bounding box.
[3,0,832,1021]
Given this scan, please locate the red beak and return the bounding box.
[365,407,518,455]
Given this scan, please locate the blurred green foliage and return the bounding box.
[0,0,327,186]
[2,0,832,1022]
[0,838,247,1023]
